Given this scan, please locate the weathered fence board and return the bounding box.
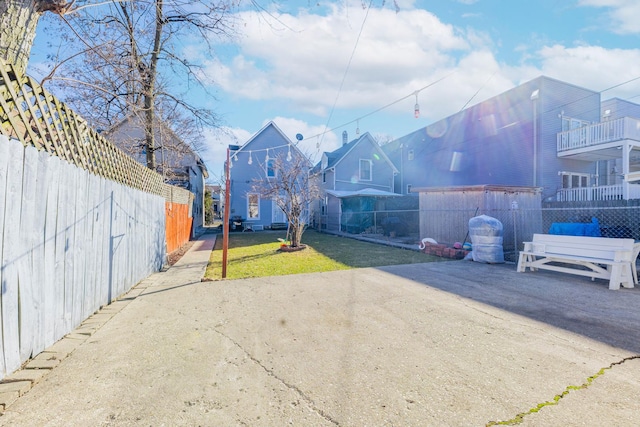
[0,139,7,375]
[19,145,38,362]
[0,136,167,378]
[2,140,23,373]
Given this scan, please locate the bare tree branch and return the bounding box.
[251,152,320,247]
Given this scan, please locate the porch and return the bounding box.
[557,117,640,154]
[556,183,640,202]
[556,117,640,201]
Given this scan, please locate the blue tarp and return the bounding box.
[548,217,601,237]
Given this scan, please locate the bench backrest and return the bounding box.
[530,234,635,262]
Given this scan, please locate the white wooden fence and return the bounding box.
[0,136,166,378]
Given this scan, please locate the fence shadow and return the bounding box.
[377,260,640,354]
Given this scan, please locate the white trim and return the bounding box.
[247,193,260,219]
[266,158,277,178]
[359,158,372,181]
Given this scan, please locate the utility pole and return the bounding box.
[222,147,230,278]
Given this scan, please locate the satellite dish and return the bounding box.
[296,133,304,141]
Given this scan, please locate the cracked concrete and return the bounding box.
[0,232,639,426]
[488,355,640,426]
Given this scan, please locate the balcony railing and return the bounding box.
[557,184,640,201]
[557,117,640,152]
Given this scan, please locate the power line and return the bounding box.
[318,0,374,149]
[306,71,456,145]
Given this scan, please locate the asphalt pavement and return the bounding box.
[0,232,639,426]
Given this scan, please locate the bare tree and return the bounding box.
[32,0,239,171]
[252,152,320,248]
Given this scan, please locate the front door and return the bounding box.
[272,201,287,223]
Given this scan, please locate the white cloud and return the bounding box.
[201,4,477,116]
[578,0,640,34]
[200,126,252,182]
[535,44,640,96]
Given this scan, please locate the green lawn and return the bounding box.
[205,230,447,280]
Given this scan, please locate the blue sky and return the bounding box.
[29,0,640,182]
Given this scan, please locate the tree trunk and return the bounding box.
[0,0,43,76]
[143,0,165,171]
[0,0,70,75]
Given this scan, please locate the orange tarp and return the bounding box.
[165,202,192,253]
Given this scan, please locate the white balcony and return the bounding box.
[557,184,640,202]
[557,117,640,156]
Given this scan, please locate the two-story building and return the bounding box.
[311,131,399,233]
[105,115,209,235]
[384,76,640,203]
[226,121,311,231]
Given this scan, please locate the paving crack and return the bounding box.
[486,354,640,426]
[214,328,340,426]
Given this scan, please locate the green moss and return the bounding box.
[486,356,639,426]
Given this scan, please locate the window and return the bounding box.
[561,117,590,132]
[408,149,414,161]
[359,159,372,181]
[321,153,328,170]
[560,172,589,189]
[266,159,276,178]
[322,172,326,183]
[247,194,260,219]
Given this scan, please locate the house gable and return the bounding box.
[227,121,311,228]
[317,132,397,193]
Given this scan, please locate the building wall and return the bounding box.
[229,123,305,228]
[601,98,640,120]
[536,77,600,201]
[189,166,206,235]
[106,116,208,235]
[387,76,602,202]
[333,137,395,192]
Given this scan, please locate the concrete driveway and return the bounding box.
[0,235,639,426]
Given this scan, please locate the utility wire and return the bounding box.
[307,71,456,143]
[318,0,374,149]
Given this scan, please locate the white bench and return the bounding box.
[517,234,639,290]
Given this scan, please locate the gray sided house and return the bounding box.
[385,75,640,203]
[311,131,399,233]
[227,121,310,230]
[105,115,209,235]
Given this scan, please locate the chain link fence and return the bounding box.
[315,205,640,262]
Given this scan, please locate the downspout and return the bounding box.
[332,167,336,190]
[623,143,631,200]
[400,143,404,194]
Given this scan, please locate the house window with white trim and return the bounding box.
[560,172,589,189]
[247,194,260,219]
[266,159,276,178]
[359,159,372,181]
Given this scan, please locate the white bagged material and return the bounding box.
[469,215,505,264]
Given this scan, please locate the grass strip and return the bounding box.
[205,230,445,280]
